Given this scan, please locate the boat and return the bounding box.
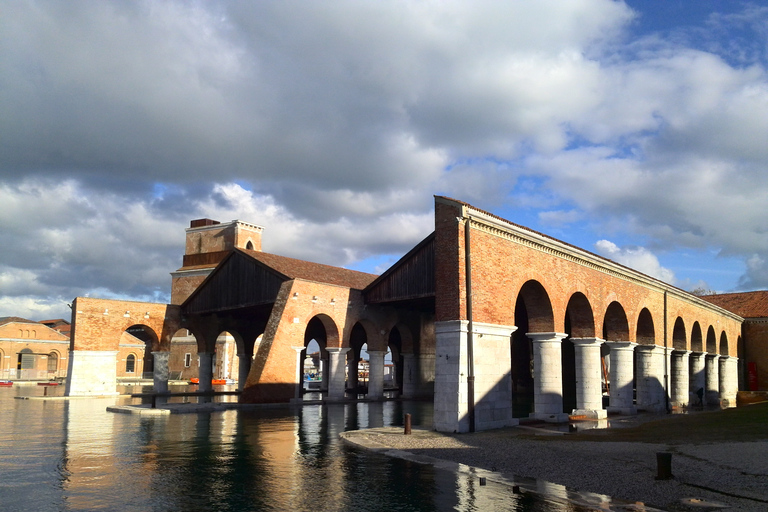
[189,378,232,385]
[0,381,13,387]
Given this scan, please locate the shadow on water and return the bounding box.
[1,387,595,512]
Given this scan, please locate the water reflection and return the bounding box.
[1,387,590,511]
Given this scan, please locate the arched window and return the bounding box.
[246,240,254,250]
[126,354,136,373]
[47,352,58,372]
[18,349,34,370]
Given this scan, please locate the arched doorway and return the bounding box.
[511,280,555,418]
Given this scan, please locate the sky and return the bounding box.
[2,0,768,321]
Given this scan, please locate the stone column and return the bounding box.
[401,353,416,398]
[366,350,386,400]
[529,332,569,422]
[689,352,706,405]
[635,345,666,412]
[670,350,690,408]
[605,341,637,414]
[319,358,328,392]
[198,352,213,393]
[325,347,350,401]
[571,338,607,419]
[292,346,304,402]
[237,353,251,391]
[719,356,738,407]
[152,351,170,394]
[705,354,720,405]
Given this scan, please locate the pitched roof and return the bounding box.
[0,316,37,326]
[241,249,378,290]
[701,291,768,318]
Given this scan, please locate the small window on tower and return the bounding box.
[184,353,191,367]
[246,240,254,250]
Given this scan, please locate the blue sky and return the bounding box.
[2,1,768,320]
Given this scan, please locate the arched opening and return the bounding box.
[706,326,717,354]
[212,331,239,381]
[691,322,703,352]
[672,318,686,350]
[125,324,159,379]
[604,302,630,342]
[246,240,254,250]
[635,308,655,345]
[510,280,555,418]
[17,348,34,377]
[303,315,338,395]
[562,293,595,413]
[719,332,728,356]
[303,339,323,392]
[347,322,368,395]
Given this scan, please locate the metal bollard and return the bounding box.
[656,452,673,480]
[404,413,412,435]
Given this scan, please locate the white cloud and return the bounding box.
[2,1,768,318]
[595,240,676,285]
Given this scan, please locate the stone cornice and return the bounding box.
[464,208,743,323]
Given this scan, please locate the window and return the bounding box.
[126,354,136,373]
[19,349,34,370]
[47,352,58,372]
[184,353,191,367]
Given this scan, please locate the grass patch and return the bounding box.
[566,402,768,444]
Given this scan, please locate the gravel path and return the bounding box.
[341,426,768,511]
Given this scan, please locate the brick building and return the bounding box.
[0,317,69,380]
[65,196,759,432]
[702,291,768,392]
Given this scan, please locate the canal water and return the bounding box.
[0,385,594,512]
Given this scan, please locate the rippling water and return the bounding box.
[0,385,588,512]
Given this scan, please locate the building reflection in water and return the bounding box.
[56,397,534,511]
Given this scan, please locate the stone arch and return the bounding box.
[306,313,340,348]
[706,326,717,353]
[516,280,555,332]
[635,308,655,345]
[672,317,686,350]
[690,322,703,352]
[719,332,728,356]
[603,302,630,341]
[565,292,595,337]
[126,324,159,375]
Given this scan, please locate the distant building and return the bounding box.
[0,317,69,380]
[702,291,768,392]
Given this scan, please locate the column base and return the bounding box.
[571,409,607,420]
[607,406,637,415]
[530,412,570,423]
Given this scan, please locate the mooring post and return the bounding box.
[656,452,673,480]
[151,394,157,409]
[404,413,412,435]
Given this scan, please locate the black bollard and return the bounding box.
[656,452,673,480]
[404,413,412,435]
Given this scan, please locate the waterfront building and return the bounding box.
[62,196,763,432]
